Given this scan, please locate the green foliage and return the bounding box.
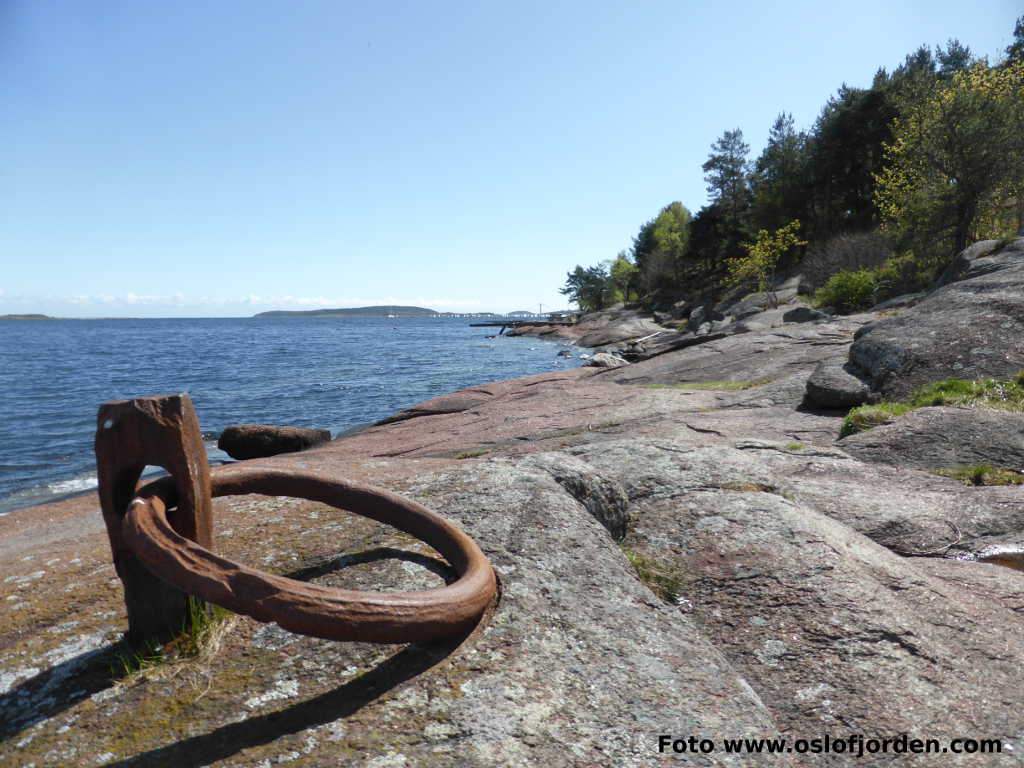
[702,129,750,217]
[610,252,639,302]
[814,268,879,313]
[814,250,941,313]
[632,202,692,296]
[1006,15,1024,63]
[560,263,614,313]
[932,465,1024,486]
[555,18,1023,327]
[727,220,806,299]
[875,59,1024,257]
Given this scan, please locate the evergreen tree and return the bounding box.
[702,128,750,225]
[750,113,810,233]
[560,264,614,313]
[701,129,751,269]
[1006,16,1024,63]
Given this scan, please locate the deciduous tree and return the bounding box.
[874,59,1024,256]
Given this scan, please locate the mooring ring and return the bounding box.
[122,467,497,643]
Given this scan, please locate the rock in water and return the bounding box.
[218,424,332,460]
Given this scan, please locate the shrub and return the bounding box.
[814,269,879,314]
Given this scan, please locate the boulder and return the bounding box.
[782,306,828,324]
[719,275,802,316]
[555,440,1024,749]
[728,301,764,321]
[217,424,332,460]
[804,359,871,409]
[838,406,1024,470]
[688,305,707,332]
[733,320,768,334]
[573,309,663,347]
[849,238,1024,399]
[610,314,871,388]
[585,352,628,369]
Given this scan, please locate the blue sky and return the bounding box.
[2,1,1020,317]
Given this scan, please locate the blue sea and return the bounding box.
[0,317,581,514]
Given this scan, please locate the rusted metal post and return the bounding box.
[96,393,497,646]
[95,394,213,645]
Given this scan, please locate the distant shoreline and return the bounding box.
[254,304,549,319]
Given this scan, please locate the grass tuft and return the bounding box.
[841,370,1024,437]
[113,597,232,680]
[454,448,489,459]
[907,376,1024,411]
[622,548,686,604]
[840,402,914,437]
[931,465,1024,487]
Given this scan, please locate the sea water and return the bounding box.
[0,317,580,514]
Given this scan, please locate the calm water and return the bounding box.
[0,317,581,514]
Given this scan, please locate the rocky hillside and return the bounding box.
[2,239,1024,766]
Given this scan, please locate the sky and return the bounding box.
[2,1,1020,317]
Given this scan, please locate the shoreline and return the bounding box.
[7,240,1024,764]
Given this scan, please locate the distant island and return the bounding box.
[254,305,438,318]
[254,306,548,319]
[0,314,52,320]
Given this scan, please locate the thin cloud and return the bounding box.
[0,291,492,311]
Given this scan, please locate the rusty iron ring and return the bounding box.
[122,467,497,643]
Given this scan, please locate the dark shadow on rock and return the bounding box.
[0,642,123,741]
[103,619,478,768]
[284,546,457,585]
[2,548,472,761]
[793,396,851,417]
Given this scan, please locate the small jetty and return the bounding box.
[470,317,575,335]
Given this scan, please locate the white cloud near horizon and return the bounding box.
[0,290,496,313]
